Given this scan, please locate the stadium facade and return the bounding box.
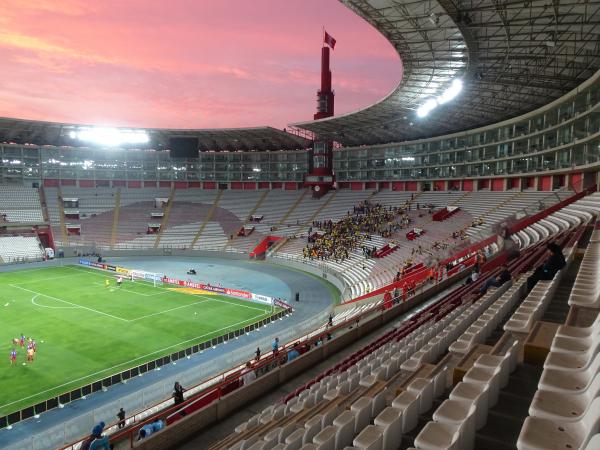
[0,1,598,192]
[0,70,598,191]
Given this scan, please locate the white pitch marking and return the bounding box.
[193,294,270,313]
[129,299,211,322]
[10,272,84,285]
[31,294,77,309]
[91,281,163,297]
[68,266,271,311]
[9,284,130,322]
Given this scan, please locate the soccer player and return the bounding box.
[105,279,110,288]
[19,334,25,347]
[117,276,123,287]
[27,346,34,362]
[10,348,17,365]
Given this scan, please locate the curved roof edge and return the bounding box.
[0,117,311,152]
[293,0,600,147]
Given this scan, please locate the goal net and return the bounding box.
[130,270,164,287]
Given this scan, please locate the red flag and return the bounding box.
[324,31,336,49]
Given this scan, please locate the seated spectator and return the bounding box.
[137,419,164,440]
[80,422,109,450]
[287,343,300,362]
[465,264,480,285]
[479,265,511,294]
[527,243,566,291]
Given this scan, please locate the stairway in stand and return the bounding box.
[191,190,224,248]
[154,186,175,248]
[278,189,308,226]
[56,186,69,246]
[110,188,121,250]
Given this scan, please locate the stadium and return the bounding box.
[0,1,599,450]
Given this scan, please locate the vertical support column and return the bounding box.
[306,46,335,196]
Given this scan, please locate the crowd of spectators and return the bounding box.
[303,200,414,262]
[452,229,468,240]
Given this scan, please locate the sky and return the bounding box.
[0,0,401,130]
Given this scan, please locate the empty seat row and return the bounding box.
[413,340,520,450]
[517,315,600,449]
[516,233,600,450]
[568,239,600,309]
[449,275,529,355]
[503,248,574,335]
[402,283,512,372]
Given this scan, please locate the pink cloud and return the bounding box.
[0,0,401,129]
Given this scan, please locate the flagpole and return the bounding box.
[322,26,325,48]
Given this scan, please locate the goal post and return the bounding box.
[130,270,164,287]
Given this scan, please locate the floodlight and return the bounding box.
[69,127,149,147]
[416,98,438,117]
[415,78,463,117]
[437,79,463,104]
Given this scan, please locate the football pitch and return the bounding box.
[0,265,279,417]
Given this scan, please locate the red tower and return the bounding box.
[305,45,335,197]
[314,46,335,120]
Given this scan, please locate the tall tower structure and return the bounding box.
[314,46,335,120]
[305,44,335,197]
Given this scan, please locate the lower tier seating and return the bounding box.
[0,235,45,263]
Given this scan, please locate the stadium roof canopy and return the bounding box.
[0,117,311,152]
[292,0,600,146]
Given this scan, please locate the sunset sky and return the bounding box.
[0,0,401,130]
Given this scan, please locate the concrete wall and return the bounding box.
[266,255,346,294]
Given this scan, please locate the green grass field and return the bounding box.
[0,265,277,417]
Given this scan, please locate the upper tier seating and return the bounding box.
[273,189,597,300]
[512,192,600,250]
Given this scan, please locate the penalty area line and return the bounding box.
[8,284,130,323]
[129,299,211,322]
